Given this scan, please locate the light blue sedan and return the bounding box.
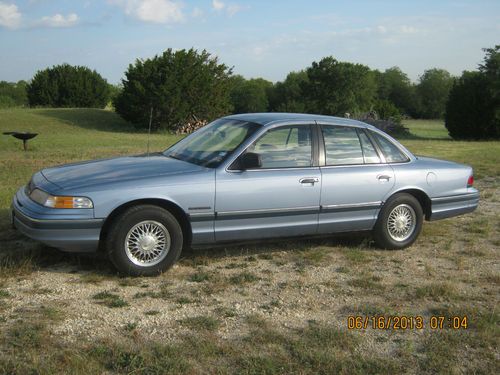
[11,113,479,275]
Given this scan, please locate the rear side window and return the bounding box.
[358,130,381,164]
[371,132,409,163]
[322,126,364,165]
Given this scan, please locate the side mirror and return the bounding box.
[240,152,262,170]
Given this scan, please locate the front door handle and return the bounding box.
[377,175,392,181]
[300,177,320,184]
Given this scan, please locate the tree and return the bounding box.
[416,68,454,118]
[303,57,376,116]
[269,71,308,112]
[114,48,232,131]
[445,46,500,139]
[229,76,273,113]
[0,80,28,108]
[26,64,109,108]
[375,67,417,116]
[479,45,500,125]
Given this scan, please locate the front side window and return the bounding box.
[322,126,364,165]
[371,132,409,163]
[246,125,312,169]
[164,119,261,168]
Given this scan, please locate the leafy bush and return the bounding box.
[26,64,110,108]
[114,48,232,131]
[445,72,499,139]
[0,81,28,108]
[373,99,401,121]
[445,46,500,140]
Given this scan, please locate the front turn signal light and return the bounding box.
[30,189,93,209]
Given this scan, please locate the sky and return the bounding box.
[0,0,499,84]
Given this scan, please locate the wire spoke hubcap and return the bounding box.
[125,220,170,266]
[387,204,416,242]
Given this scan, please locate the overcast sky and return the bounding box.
[0,0,498,84]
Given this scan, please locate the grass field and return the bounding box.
[0,109,499,374]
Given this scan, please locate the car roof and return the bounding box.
[223,112,369,128]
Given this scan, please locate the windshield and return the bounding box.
[163,118,261,168]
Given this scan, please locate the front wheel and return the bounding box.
[106,205,183,276]
[373,193,423,250]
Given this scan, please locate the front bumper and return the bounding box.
[12,186,103,252]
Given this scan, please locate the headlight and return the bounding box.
[29,189,93,209]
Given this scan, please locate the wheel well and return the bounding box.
[393,189,432,220]
[98,199,192,252]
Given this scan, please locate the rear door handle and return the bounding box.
[377,175,392,181]
[300,177,320,184]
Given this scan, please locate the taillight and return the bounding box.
[467,175,474,187]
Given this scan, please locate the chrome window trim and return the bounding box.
[320,163,388,169]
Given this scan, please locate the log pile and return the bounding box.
[175,115,208,134]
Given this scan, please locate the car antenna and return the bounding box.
[147,106,153,157]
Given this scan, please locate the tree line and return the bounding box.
[1,45,498,139]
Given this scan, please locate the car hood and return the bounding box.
[41,153,206,191]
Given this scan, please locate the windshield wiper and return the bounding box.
[167,154,184,161]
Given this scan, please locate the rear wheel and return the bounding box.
[106,205,183,276]
[373,193,423,249]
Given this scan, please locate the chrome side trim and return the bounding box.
[321,201,382,213]
[216,206,319,220]
[431,192,480,204]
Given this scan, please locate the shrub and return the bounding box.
[373,99,401,121]
[114,48,232,131]
[445,44,499,139]
[26,64,110,108]
[445,71,499,139]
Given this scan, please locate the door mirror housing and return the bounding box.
[240,152,262,170]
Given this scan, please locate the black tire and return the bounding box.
[373,193,423,250]
[106,205,183,276]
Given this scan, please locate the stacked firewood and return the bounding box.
[175,115,208,134]
[354,111,409,136]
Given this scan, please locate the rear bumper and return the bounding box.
[12,187,102,252]
[429,191,479,221]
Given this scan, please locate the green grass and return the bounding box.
[403,119,452,139]
[401,119,500,179]
[92,291,129,308]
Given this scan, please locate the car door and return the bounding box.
[215,123,321,242]
[318,124,395,233]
